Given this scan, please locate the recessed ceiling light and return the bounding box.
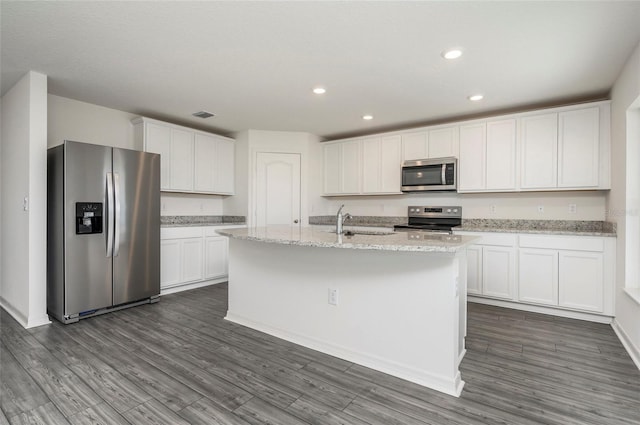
[313,87,326,94]
[362,115,373,120]
[442,49,463,60]
[468,94,484,101]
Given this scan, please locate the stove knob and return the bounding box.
[453,208,458,213]
[447,209,452,213]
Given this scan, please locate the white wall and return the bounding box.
[609,40,640,367]
[48,94,224,216]
[311,185,607,220]
[0,71,50,328]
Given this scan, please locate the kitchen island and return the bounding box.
[217,226,478,397]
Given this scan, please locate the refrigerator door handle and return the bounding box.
[106,172,114,257]
[113,173,121,257]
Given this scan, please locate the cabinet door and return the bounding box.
[181,238,203,283]
[486,119,517,190]
[402,132,428,161]
[520,113,558,189]
[170,128,194,191]
[215,138,235,194]
[380,136,402,193]
[341,141,361,194]
[559,251,604,312]
[558,107,599,188]
[145,123,172,190]
[482,246,515,300]
[194,134,216,192]
[518,249,558,306]
[466,245,483,296]
[160,240,181,288]
[458,123,486,191]
[362,137,381,193]
[428,127,457,158]
[323,143,341,194]
[205,236,228,279]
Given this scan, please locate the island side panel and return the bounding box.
[225,238,466,397]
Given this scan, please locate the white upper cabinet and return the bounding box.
[428,126,458,158]
[401,127,457,161]
[519,103,608,191]
[170,128,194,191]
[322,140,361,195]
[486,119,517,191]
[144,123,172,189]
[558,107,599,188]
[133,117,235,195]
[324,136,401,196]
[520,113,558,189]
[458,123,486,191]
[362,136,401,194]
[323,101,610,195]
[458,119,517,192]
[401,132,428,161]
[194,134,235,194]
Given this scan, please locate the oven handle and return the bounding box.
[441,164,446,185]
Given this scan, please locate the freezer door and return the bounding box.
[112,148,161,305]
[64,141,113,315]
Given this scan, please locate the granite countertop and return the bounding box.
[161,215,245,228]
[455,219,616,237]
[217,226,478,253]
[309,216,616,237]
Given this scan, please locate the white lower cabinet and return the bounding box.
[518,248,558,306]
[483,246,516,300]
[558,250,604,312]
[462,232,615,319]
[160,225,243,293]
[205,235,228,279]
[460,233,517,301]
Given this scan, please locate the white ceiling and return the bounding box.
[2,1,640,140]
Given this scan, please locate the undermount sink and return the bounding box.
[344,230,394,236]
[321,229,394,236]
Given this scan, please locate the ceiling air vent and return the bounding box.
[192,111,215,119]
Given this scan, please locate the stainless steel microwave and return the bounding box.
[401,157,457,192]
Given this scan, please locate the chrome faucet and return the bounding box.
[336,204,352,234]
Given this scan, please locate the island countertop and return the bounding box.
[217,226,478,253]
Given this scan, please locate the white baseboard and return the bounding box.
[0,297,50,329]
[468,296,613,324]
[611,320,640,370]
[225,312,464,397]
[160,277,227,296]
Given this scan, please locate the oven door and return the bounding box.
[401,159,457,191]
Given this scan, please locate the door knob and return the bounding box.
[294,219,299,224]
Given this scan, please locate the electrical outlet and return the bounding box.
[569,204,577,214]
[490,205,497,214]
[537,205,544,213]
[328,288,338,306]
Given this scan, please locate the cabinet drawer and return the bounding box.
[457,232,517,247]
[519,235,604,252]
[161,227,204,240]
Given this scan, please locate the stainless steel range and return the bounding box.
[394,206,462,234]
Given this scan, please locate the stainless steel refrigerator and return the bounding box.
[47,140,161,324]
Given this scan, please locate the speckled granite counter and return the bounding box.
[309,216,616,237]
[217,226,478,253]
[457,219,616,237]
[161,215,245,227]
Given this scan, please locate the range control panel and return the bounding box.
[407,206,462,218]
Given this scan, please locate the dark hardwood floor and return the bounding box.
[1,283,639,425]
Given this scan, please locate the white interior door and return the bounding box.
[255,152,301,227]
